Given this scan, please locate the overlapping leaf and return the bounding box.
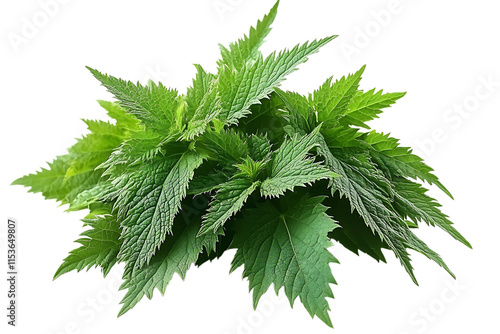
[116,152,205,277]
[118,214,222,316]
[260,127,336,197]
[231,194,339,327]
[218,0,280,69]
[54,212,122,279]
[13,0,470,329]
[218,36,336,125]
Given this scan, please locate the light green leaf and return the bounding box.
[67,183,111,212]
[186,64,217,119]
[181,77,221,140]
[218,36,337,125]
[97,100,142,131]
[312,65,365,125]
[218,0,280,69]
[340,89,406,129]
[87,67,181,134]
[54,213,122,279]
[65,119,125,177]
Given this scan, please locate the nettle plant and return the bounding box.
[13,1,470,327]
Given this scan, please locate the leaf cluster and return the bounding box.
[13,1,470,327]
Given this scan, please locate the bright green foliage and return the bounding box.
[260,127,337,197]
[217,0,279,69]
[87,68,182,135]
[11,100,136,204]
[54,210,122,279]
[312,66,366,126]
[118,211,221,316]
[218,36,337,126]
[13,1,470,329]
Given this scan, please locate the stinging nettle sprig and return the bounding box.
[12,1,471,328]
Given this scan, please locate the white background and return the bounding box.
[1,0,498,333]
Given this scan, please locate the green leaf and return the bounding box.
[312,65,365,125]
[12,156,102,205]
[275,89,316,133]
[326,195,388,262]
[118,215,221,316]
[186,64,217,120]
[247,134,273,161]
[339,89,406,129]
[199,129,249,165]
[230,194,339,327]
[359,131,453,198]
[199,176,260,235]
[181,77,221,140]
[65,119,125,177]
[12,106,129,205]
[14,3,469,327]
[97,100,141,131]
[239,92,287,141]
[260,128,336,197]
[67,183,111,212]
[235,157,267,180]
[317,138,454,283]
[218,0,280,69]
[392,177,471,248]
[195,229,236,267]
[321,125,362,148]
[218,36,337,125]
[54,213,122,279]
[87,67,181,134]
[116,152,206,276]
[187,167,232,196]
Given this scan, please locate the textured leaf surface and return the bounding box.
[186,64,216,119]
[87,67,181,134]
[12,102,130,206]
[261,128,336,197]
[276,89,315,133]
[312,66,365,125]
[392,177,471,248]
[182,76,221,140]
[340,89,406,129]
[231,194,339,327]
[13,1,470,327]
[118,216,220,316]
[218,0,279,69]
[359,131,452,198]
[116,152,205,276]
[318,139,454,283]
[326,195,388,262]
[54,213,122,279]
[199,177,260,235]
[200,129,249,164]
[218,36,336,125]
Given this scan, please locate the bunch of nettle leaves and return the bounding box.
[14,1,470,327]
